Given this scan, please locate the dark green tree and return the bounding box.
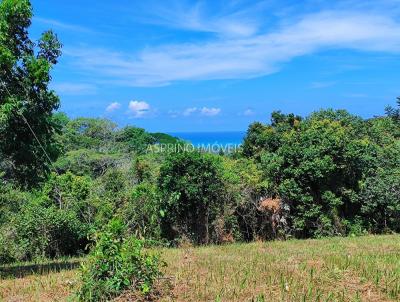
[159,151,225,244]
[245,110,377,237]
[116,126,155,154]
[241,122,270,158]
[0,0,62,186]
[242,111,302,159]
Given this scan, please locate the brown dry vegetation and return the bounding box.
[1,235,400,301]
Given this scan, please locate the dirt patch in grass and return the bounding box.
[0,269,78,302]
[113,278,175,302]
[339,271,392,302]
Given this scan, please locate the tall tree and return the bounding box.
[0,0,62,186]
[159,151,225,244]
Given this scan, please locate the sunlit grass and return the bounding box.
[1,235,400,301]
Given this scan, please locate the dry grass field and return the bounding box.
[1,235,400,301]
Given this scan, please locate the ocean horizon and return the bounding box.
[169,131,246,146]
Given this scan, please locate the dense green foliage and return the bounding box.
[0,0,62,186]
[78,218,162,301]
[243,109,400,238]
[2,104,400,262]
[159,151,226,244]
[359,169,400,233]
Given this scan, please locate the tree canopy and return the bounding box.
[0,0,62,186]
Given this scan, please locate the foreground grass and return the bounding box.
[1,235,400,301]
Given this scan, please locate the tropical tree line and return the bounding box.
[1,0,400,265]
[2,106,400,263]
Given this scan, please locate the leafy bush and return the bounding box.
[343,217,367,237]
[0,183,28,225]
[121,182,163,240]
[10,201,87,260]
[220,157,268,241]
[359,169,400,233]
[78,218,163,301]
[86,168,131,228]
[0,233,17,264]
[0,181,90,263]
[43,172,92,219]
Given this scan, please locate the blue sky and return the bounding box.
[30,0,400,132]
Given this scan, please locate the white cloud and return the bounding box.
[243,109,255,116]
[183,107,198,116]
[128,100,150,118]
[181,107,221,117]
[65,10,400,87]
[200,107,221,117]
[52,82,97,95]
[106,102,121,112]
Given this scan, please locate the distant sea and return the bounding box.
[169,131,246,147]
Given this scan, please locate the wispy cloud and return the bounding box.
[128,100,151,118]
[136,1,261,38]
[34,17,94,33]
[51,82,97,95]
[64,8,400,87]
[106,102,121,112]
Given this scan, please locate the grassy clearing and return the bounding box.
[0,258,81,301]
[1,235,400,301]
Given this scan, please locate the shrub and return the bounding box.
[78,218,163,301]
[0,183,88,263]
[359,169,400,233]
[0,183,28,225]
[11,201,87,260]
[86,169,131,228]
[121,182,163,240]
[0,233,16,264]
[43,172,92,221]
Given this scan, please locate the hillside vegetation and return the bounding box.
[1,0,400,300]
